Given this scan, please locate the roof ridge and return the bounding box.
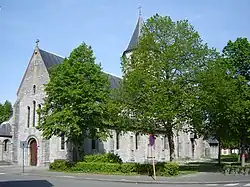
[103,71,122,79]
[39,48,65,59]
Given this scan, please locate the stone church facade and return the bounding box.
[0,16,219,166]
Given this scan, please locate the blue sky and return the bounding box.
[0,0,249,104]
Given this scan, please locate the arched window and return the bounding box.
[3,139,9,151]
[91,139,96,150]
[164,135,168,150]
[38,104,41,124]
[27,106,30,128]
[61,135,65,150]
[135,133,139,150]
[33,85,36,94]
[116,131,120,150]
[33,101,36,127]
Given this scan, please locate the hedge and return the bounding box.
[49,160,179,176]
[82,153,122,164]
[49,159,75,171]
[223,164,250,176]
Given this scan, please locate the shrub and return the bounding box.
[83,153,122,164]
[120,163,137,173]
[221,154,238,162]
[71,162,121,173]
[163,162,179,176]
[49,159,74,171]
[135,162,179,176]
[222,164,250,175]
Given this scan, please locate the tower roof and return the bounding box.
[124,16,143,53]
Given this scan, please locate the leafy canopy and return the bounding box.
[37,43,111,145]
[119,14,217,161]
[0,100,13,124]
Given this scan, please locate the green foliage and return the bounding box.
[220,154,239,162]
[118,14,217,161]
[222,37,250,80]
[71,162,121,173]
[223,164,250,175]
[189,58,237,141]
[49,159,74,171]
[0,100,13,124]
[49,153,179,176]
[120,163,137,173]
[83,153,122,164]
[37,43,111,152]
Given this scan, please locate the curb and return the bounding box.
[10,172,250,185]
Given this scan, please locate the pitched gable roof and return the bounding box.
[39,49,64,70]
[39,50,122,89]
[17,46,122,96]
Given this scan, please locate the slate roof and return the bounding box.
[39,49,64,70]
[39,49,121,89]
[207,138,219,144]
[0,123,12,137]
[107,74,121,89]
[124,16,143,53]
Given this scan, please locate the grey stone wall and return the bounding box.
[14,48,63,166]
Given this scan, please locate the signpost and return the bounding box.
[149,134,156,180]
[20,141,27,173]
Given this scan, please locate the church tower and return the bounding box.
[122,10,143,74]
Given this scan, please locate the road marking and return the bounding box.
[205,184,218,186]
[224,184,239,186]
[0,173,5,175]
[58,175,76,179]
[244,184,250,186]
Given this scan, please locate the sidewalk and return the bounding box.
[2,165,250,184]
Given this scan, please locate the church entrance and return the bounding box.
[29,138,37,166]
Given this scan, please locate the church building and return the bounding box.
[0,15,219,166]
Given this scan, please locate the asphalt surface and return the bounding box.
[0,173,250,187]
[0,166,250,186]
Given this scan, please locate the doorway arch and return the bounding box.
[29,138,37,166]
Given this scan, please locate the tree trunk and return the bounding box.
[241,136,246,167]
[167,129,175,162]
[218,139,221,165]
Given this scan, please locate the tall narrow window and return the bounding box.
[33,85,36,94]
[3,140,8,151]
[61,135,65,150]
[38,104,41,124]
[91,139,96,150]
[135,133,139,150]
[116,131,120,150]
[164,135,168,150]
[33,101,36,127]
[27,106,30,128]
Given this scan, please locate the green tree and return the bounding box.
[188,58,238,164]
[119,14,217,161]
[0,100,13,124]
[222,37,250,166]
[37,43,111,159]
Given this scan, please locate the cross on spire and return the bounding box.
[35,39,40,48]
[138,5,142,17]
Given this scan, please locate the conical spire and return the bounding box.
[124,12,143,53]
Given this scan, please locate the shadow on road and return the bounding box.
[179,162,224,173]
[0,180,53,187]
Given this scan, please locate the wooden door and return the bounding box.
[30,139,37,166]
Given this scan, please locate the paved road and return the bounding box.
[0,173,250,187]
[0,165,250,186]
